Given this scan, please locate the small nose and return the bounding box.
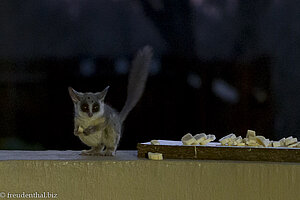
[88,112,93,117]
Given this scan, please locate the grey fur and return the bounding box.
[119,46,153,123]
[69,46,153,156]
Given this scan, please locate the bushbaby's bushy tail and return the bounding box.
[119,46,153,124]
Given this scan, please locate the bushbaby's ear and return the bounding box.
[68,87,82,103]
[96,86,110,101]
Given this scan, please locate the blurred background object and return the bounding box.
[0,0,299,150]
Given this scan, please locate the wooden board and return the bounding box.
[137,140,300,162]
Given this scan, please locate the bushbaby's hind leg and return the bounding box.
[102,135,120,156]
[102,146,116,156]
[81,144,104,156]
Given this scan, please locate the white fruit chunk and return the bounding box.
[200,134,216,145]
[288,142,300,148]
[272,141,281,147]
[256,136,270,147]
[246,130,256,138]
[279,138,286,146]
[194,133,207,144]
[148,152,163,160]
[285,136,298,146]
[181,133,197,145]
[151,140,160,145]
[219,133,236,145]
[78,126,84,133]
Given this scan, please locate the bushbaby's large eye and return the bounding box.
[80,103,89,112]
[92,103,99,113]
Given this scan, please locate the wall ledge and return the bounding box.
[0,150,138,161]
[0,150,299,200]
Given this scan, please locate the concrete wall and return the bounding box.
[0,151,299,199]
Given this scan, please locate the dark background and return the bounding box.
[0,0,299,150]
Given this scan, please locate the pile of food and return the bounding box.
[146,130,300,160]
[219,130,299,148]
[181,133,216,145]
[179,130,300,148]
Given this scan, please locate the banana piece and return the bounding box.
[246,130,256,138]
[285,136,298,146]
[246,130,257,144]
[200,134,216,145]
[194,133,207,144]
[264,139,271,147]
[272,141,281,147]
[220,138,230,145]
[279,138,286,146]
[151,140,160,145]
[148,152,163,160]
[248,136,257,142]
[217,130,300,148]
[256,136,270,147]
[219,133,236,145]
[234,136,243,144]
[246,140,259,146]
[181,133,197,145]
[78,126,84,133]
[227,140,234,146]
[243,138,249,143]
[231,136,243,146]
[288,142,300,148]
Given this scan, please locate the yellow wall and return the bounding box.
[0,151,300,200]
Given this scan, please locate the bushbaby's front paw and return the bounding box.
[74,126,83,136]
[83,126,96,136]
